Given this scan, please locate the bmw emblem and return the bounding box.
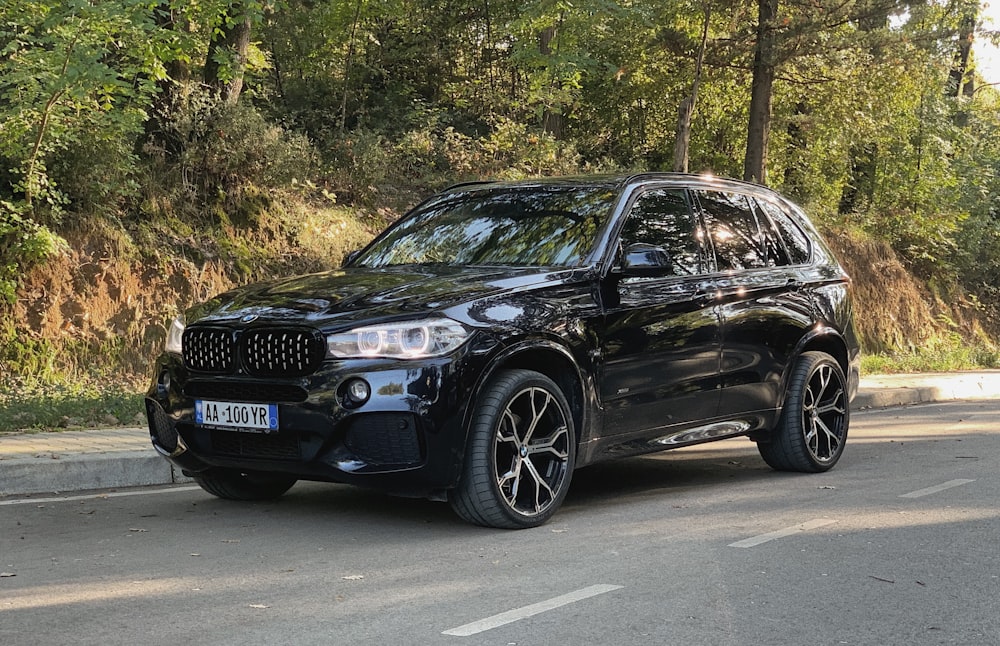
[241,313,259,323]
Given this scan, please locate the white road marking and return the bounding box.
[0,485,202,506]
[899,479,976,499]
[729,518,837,549]
[442,584,624,637]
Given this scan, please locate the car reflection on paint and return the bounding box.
[145,173,860,529]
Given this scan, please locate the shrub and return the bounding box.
[151,89,317,207]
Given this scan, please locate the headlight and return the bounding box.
[165,315,185,354]
[326,318,470,359]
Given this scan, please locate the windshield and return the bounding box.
[355,185,619,268]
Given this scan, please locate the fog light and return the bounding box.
[346,378,371,405]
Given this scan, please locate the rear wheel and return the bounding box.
[450,369,575,529]
[758,351,849,472]
[193,469,297,501]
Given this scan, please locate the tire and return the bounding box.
[758,351,849,473]
[194,469,297,501]
[450,369,576,529]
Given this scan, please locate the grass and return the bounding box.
[0,375,146,434]
[860,335,1000,375]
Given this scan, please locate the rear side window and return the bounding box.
[758,199,812,265]
[697,191,767,271]
[619,189,704,275]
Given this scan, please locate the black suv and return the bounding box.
[146,173,860,528]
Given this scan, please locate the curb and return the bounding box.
[0,448,191,498]
[854,372,1000,410]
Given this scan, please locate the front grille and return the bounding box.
[344,413,423,466]
[183,328,235,374]
[210,430,301,460]
[243,329,325,377]
[181,325,326,378]
[185,381,308,403]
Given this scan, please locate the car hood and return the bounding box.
[186,265,582,329]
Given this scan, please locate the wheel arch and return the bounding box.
[469,338,589,450]
[779,326,853,409]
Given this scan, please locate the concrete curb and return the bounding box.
[0,451,191,497]
[854,372,1000,410]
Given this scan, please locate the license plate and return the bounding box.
[195,400,279,432]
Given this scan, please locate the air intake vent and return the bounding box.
[185,381,309,403]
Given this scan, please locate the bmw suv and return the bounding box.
[145,173,860,528]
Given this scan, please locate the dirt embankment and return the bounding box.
[4,206,374,380]
[824,227,990,354]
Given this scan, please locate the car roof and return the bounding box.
[444,172,780,199]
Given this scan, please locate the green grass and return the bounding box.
[860,335,1000,375]
[0,376,145,434]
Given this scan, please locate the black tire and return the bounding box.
[194,469,297,501]
[758,351,849,473]
[450,369,576,529]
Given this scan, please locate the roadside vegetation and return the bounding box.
[2,0,999,432]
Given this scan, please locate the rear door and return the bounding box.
[598,188,721,435]
[695,190,815,419]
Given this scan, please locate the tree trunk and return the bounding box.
[204,10,253,104]
[743,0,777,185]
[140,2,191,157]
[538,21,565,140]
[672,6,711,173]
[947,6,977,99]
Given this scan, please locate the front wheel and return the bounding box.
[450,369,576,529]
[193,469,297,501]
[758,351,849,473]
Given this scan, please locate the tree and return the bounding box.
[744,0,777,183]
[672,4,711,173]
[204,3,256,104]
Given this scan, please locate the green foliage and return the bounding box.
[150,87,316,204]
[861,333,1000,375]
[0,374,144,433]
[0,0,168,215]
[0,200,66,303]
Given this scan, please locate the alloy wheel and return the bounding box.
[493,386,571,517]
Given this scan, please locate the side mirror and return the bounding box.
[621,243,672,276]
[342,250,361,267]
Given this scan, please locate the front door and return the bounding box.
[598,188,721,436]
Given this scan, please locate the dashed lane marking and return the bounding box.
[728,518,837,549]
[442,584,624,637]
[899,479,976,499]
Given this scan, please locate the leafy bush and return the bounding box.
[150,89,317,206]
[0,201,66,304]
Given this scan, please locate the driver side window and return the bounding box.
[619,189,704,275]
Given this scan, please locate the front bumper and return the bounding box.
[145,350,481,498]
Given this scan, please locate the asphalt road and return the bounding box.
[2,401,998,646]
